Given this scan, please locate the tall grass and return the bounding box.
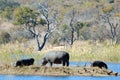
[0,40,120,65]
[0,41,44,65]
[68,41,120,62]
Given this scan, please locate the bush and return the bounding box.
[0,0,20,20]
[12,30,34,42]
[0,31,11,44]
[102,4,114,13]
[13,6,38,25]
[3,6,13,20]
[39,18,47,26]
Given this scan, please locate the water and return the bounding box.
[1,75,120,80]
[0,62,120,80]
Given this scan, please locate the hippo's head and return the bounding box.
[30,58,35,64]
[41,58,48,66]
[15,61,22,67]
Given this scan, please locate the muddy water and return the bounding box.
[0,62,120,80]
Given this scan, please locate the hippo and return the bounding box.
[91,61,108,69]
[41,51,70,67]
[15,58,34,67]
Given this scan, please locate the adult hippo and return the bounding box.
[15,58,34,67]
[91,61,108,69]
[41,51,70,67]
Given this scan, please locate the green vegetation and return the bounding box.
[2,6,13,19]
[0,0,20,20]
[0,31,11,44]
[13,6,38,25]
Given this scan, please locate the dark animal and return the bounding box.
[41,51,69,67]
[15,58,34,67]
[91,61,108,69]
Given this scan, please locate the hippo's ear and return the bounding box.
[43,58,46,60]
[31,58,35,61]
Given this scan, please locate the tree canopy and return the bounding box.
[13,6,39,25]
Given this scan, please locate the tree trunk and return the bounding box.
[69,9,76,45]
[38,33,48,51]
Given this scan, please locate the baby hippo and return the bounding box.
[41,51,69,67]
[91,61,108,69]
[15,58,34,67]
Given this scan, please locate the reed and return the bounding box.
[0,40,120,65]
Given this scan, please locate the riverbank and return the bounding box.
[0,65,119,76]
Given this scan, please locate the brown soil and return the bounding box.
[0,65,119,76]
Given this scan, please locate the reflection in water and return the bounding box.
[0,62,120,80]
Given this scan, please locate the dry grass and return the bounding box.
[0,40,120,66]
[68,41,120,62]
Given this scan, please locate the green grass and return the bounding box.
[0,41,120,65]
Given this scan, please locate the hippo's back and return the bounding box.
[43,51,69,61]
[91,61,108,69]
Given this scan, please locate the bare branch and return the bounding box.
[34,2,59,51]
[68,9,76,45]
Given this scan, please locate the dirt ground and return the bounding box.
[0,64,119,76]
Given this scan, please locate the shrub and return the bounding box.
[0,0,20,20]
[39,18,47,26]
[3,6,13,20]
[0,31,11,44]
[102,4,114,13]
[12,30,34,42]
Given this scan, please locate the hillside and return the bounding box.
[0,0,120,46]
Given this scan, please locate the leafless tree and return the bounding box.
[101,13,120,44]
[95,3,120,44]
[69,9,76,45]
[26,2,58,51]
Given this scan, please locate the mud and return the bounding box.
[0,64,119,76]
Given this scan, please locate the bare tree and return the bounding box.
[26,2,58,51]
[69,9,76,45]
[95,3,120,44]
[38,3,58,50]
[101,13,120,44]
